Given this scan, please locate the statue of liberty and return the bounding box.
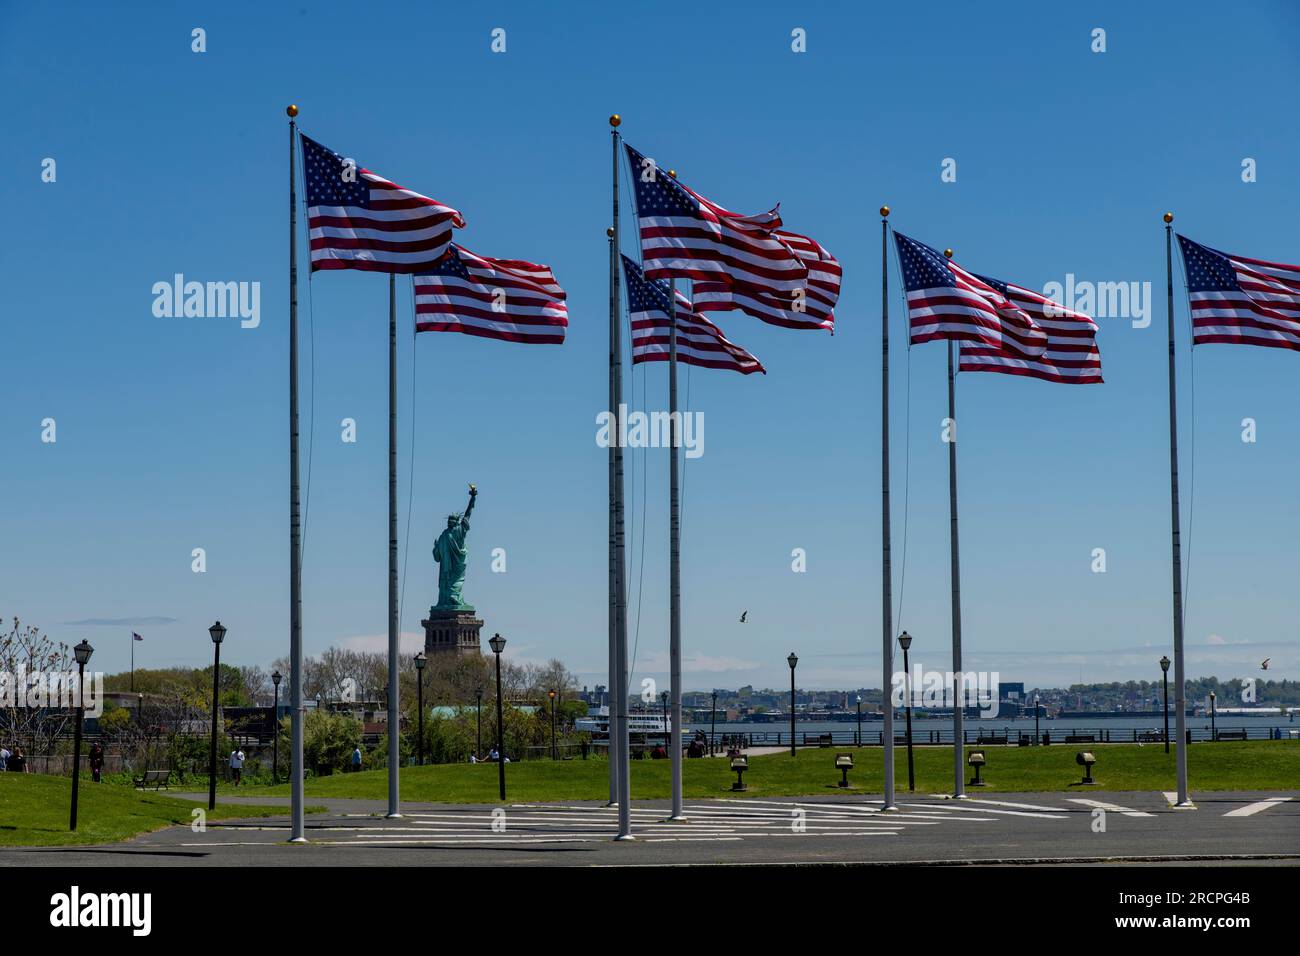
[434,484,477,610]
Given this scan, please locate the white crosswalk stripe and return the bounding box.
[1066,798,1156,818]
[310,799,1068,846]
[1223,797,1292,818]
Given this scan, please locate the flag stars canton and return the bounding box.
[302,136,368,207]
[427,249,468,278]
[1180,238,1239,292]
[896,235,956,291]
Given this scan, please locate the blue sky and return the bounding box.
[2,1,1297,691]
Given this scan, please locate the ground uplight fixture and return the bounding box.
[835,752,854,788]
[1076,751,1097,785]
[730,755,748,791]
[967,750,987,787]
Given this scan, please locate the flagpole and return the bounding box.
[287,104,306,843]
[610,115,632,840]
[1165,212,1192,807]
[130,634,134,693]
[606,223,619,808]
[880,206,897,811]
[386,271,401,818]
[667,268,684,822]
[943,248,965,799]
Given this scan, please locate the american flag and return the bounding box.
[959,276,1102,385]
[414,244,567,345]
[622,256,764,375]
[132,632,143,642]
[301,133,464,273]
[1178,235,1300,352]
[625,142,807,295]
[693,229,840,332]
[895,232,1050,356]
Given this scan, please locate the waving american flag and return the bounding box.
[622,256,764,375]
[693,228,840,332]
[1178,235,1300,352]
[414,245,567,345]
[959,276,1102,385]
[625,142,807,296]
[302,133,464,273]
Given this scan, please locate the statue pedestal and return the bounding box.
[422,607,484,656]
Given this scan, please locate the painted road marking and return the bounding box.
[1066,798,1155,818]
[1223,797,1293,818]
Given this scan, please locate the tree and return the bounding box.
[0,617,74,754]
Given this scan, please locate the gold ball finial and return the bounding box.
[606,227,615,238]
[609,114,621,127]
[1163,211,1174,223]
[944,248,953,259]
[880,205,890,218]
[286,104,298,118]
[669,169,677,178]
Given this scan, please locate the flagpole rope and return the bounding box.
[398,276,418,635]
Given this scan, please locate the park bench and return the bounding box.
[1215,729,1248,741]
[976,734,1009,745]
[1064,734,1095,744]
[133,769,170,791]
[1137,731,1163,743]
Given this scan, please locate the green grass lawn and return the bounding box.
[236,740,1298,804]
[0,773,314,847]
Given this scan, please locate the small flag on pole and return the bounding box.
[301,133,465,273]
[958,276,1102,385]
[625,142,807,294]
[894,232,1047,353]
[693,228,840,332]
[1177,235,1300,352]
[622,256,764,375]
[414,245,567,345]
[132,632,144,642]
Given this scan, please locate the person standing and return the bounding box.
[88,742,104,783]
[10,747,27,773]
[229,745,245,786]
[0,745,10,771]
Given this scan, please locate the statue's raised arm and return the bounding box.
[462,483,477,525]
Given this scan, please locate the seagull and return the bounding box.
[739,611,748,623]
[1261,658,1270,670]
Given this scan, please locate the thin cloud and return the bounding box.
[64,616,179,627]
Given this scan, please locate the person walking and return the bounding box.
[88,742,104,783]
[229,745,245,786]
[0,745,10,771]
[351,746,362,773]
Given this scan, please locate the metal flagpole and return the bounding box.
[1164,212,1192,808]
[387,272,401,818]
[880,207,897,811]
[667,270,684,822]
[610,115,632,840]
[943,247,965,799]
[130,634,134,693]
[606,222,619,806]
[286,104,306,843]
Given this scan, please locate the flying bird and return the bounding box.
[739,611,748,623]
[1261,658,1270,670]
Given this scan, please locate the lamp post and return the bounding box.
[414,653,426,766]
[1034,692,1040,746]
[1160,655,1171,754]
[710,690,718,756]
[898,631,915,791]
[660,690,669,751]
[787,652,798,757]
[69,639,94,831]
[476,685,483,759]
[489,634,506,800]
[271,670,282,783]
[1210,691,1217,741]
[549,689,558,760]
[207,621,226,812]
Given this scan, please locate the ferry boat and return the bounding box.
[575,706,673,739]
